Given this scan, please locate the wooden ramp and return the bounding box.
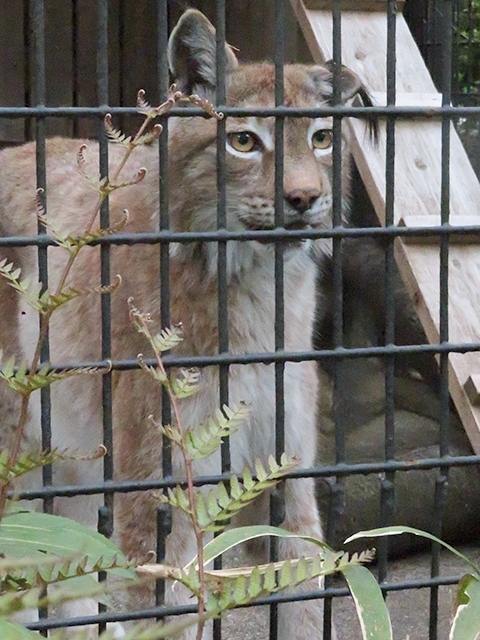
[290,0,480,453]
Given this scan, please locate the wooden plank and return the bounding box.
[290,0,480,453]
[464,375,480,407]
[304,0,405,10]
[370,92,441,107]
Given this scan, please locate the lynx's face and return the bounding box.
[167,10,368,278]
[221,64,345,249]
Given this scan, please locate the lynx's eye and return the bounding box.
[312,129,333,150]
[228,131,260,153]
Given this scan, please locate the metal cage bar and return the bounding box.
[0,0,478,637]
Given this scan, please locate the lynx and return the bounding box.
[0,9,371,639]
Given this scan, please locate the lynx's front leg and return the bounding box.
[276,360,331,640]
[278,476,330,640]
[164,499,215,640]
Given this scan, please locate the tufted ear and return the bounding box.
[309,60,377,139]
[168,9,238,96]
[308,60,372,104]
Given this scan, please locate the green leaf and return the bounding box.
[170,368,200,399]
[0,260,43,313]
[342,565,393,640]
[0,617,40,640]
[0,363,107,395]
[0,450,67,487]
[188,525,328,569]
[192,456,298,533]
[151,326,183,352]
[184,403,250,460]
[345,526,480,577]
[247,566,262,599]
[0,510,134,585]
[450,574,480,640]
[0,587,43,616]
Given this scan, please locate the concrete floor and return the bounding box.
[221,544,480,640]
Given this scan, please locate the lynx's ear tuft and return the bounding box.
[308,61,367,104]
[309,61,378,140]
[168,9,238,96]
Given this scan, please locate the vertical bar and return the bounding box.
[214,3,228,639]
[377,0,397,585]
[32,0,52,515]
[72,0,79,137]
[326,1,343,637]
[97,0,112,633]
[429,2,453,638]
[32,0,50,631]
[118,0,126,132]
[216,0,230,471]
[23,0,32,141]
[269,2,286,639]
[156,0,172,608]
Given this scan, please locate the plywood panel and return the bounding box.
[290,0,480,452]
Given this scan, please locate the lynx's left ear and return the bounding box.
[309,60,372,105]
[168,9,238,96]
[324,60,374,106]
[310,60,377,139]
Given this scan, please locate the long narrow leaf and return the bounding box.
[342,565,393,640]
[450,574,480,640]
[346,526,480,577]
[0,617,40,639]
[188,525,328,569]
[0,510,134,581]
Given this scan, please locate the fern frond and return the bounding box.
[157,486,192,515]
[36,191,75,250]
[136,89,154,115]
[184,93,224,120]
[148,417,183,446]
[58,209,130,252]
[0,363,108,395]
[76,144,102,192]
[134,125,163,146]
[204,550,351,614]
[137,354,167,384]
[0,259,43,312]
[170,368,200,399]
[100,167,147,196]
[184,402,251,460]
[104,113,133,147]
[151,325,183,352]
[194,454,298,532]
[38,275,122,313]
[0,449,66,486]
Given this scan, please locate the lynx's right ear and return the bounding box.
[168,9,238,96]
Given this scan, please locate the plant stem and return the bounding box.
[136,315,208,637]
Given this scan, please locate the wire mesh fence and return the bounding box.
[0,1,479,639]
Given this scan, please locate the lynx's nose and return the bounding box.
[284,188,321,213]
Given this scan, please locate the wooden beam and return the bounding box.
[291,0,480,453]
[304,0,405,10]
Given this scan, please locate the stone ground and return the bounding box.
[221,544,480,640]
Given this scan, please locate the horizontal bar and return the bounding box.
[0,105,480,119]
[25,573,461,630]
[2,223,480,249]
[26,340,480,374]
[13,453,480,501]
[303,0,406,8]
